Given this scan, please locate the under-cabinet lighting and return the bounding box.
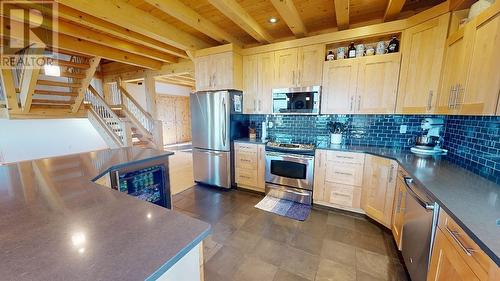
[44,64,60,77]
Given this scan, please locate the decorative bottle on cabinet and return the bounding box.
[348,42,356,58]
[387,37,400,53]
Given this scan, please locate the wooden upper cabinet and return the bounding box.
[397,13,450,114]
[361,154,398,228]
[195,51,242,91]
[274,44,324,88]
[274,48,299,88]
[438,3,500,115]
[242,52,274,114]
[298,44,324,87]
[459,9,500,115]
[356,53,401,114]
[242,54,258,114]
[321,60,359,114]
[427,228,481,281]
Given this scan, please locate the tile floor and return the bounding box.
[172,185,410,281]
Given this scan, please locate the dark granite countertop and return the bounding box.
[0,148,210,281]
[317,144,500,266]
[233,138,268,144]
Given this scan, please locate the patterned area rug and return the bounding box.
[255,195,311,221]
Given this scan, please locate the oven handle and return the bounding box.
[404,177,434,210]
[265,151,314,160]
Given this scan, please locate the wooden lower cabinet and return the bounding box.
[427,228,481,281]
[234,142,265,192]
[391,171,407,251]
[313,149,365,212]
[361,155,398,228]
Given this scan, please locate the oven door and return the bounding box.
[272,86,320,114]
[265,151,314,190]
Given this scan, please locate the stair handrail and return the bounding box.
[85,85,127,146]
[117,85,155,136]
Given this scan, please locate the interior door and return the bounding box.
[190,91,230,151]
[397,14,449,113]
[321,60,358,114]
[274,48,298,88]
[356,53,401,114]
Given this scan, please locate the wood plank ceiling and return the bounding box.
[4,0,445,72]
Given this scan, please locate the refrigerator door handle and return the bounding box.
[222,96,227,147]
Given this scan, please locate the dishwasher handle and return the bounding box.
[404,177,435,210]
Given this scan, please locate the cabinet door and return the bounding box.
[356,53,401,114]
[391,177,406,251]
[242,54,258,114]
[211,52,233,90]
[427,229,481,281]
[195,56,212,91]
[321,60,358,114]
[313,149,327,202]
[258,52,274,114]
[274,48,298,88]
[397,14,449,114]
[362,155,398,227]
[298,44,324,87]
[437,29,468,114]
[459,12,500,115]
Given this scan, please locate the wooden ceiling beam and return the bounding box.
[270,0,307,37]
[334,0,350,30]
[144,0,243,46]
[207,0,274,43]
[55,0,211,51]
[157,77,195,88]
[384,0,406,21]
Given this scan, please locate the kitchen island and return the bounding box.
[0,148,210,281]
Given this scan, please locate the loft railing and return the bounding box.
[85,85,128,146]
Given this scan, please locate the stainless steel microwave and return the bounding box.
[272,86,321,114]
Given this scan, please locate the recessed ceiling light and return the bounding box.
[268,17,278,24]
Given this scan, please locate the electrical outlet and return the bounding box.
[400,125,408,134]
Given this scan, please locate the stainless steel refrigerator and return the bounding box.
[190,90,246,189]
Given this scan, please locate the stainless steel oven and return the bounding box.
[265,145,315,204]
[272,86,321,114]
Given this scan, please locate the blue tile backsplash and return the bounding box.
[241,114,500,184]
[444,115,500,184]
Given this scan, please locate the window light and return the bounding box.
[44,64,60,77]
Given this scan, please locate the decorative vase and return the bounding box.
[330,133,343,145]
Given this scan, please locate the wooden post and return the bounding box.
[0,69,19,112]
[144,70,158,119]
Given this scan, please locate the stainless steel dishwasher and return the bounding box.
[401,172,439,281]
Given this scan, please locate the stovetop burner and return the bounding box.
[265,141,315,154]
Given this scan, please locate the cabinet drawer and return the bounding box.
[236,168,258,187]
[236,152,257,169]
[324,182,362,209]
[326,151,365,165]
[325,162,363,186]
[438,210,492,280]
[235,143,258,154]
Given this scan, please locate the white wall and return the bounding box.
[0,119,108,164]
[124,83,148,109]
[156,82,191,97]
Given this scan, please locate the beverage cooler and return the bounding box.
[109,159,171,209]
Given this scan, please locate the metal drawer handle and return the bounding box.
[445,226,475,256]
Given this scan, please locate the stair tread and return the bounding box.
[37,80,81,88]
[53,59,90,69]
[31,99,74,105]
[34,90,79,97]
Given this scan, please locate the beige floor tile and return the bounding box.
[273,269,310,281]
[320,239,357,266]
[280,246,320,280]
[233,256,278,281]
[251,237,287,267]
[315,259,356,281]
[290,232,324,255]
[327,212,356,230]
[225,230,261,252]
[356,248,401,280]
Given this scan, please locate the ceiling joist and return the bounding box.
[384,0,406,21]
[55,0,211,51]
[208,0,274,43]
[334,0,350,30]
[144,0,244,46]
[270,0,307,38]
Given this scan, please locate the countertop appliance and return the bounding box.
[272,86,321,114]
[190,90,247,189]
[400,170,439,281]
[110,158,171,209]
[411,117,447,156]
[265,142,315,205]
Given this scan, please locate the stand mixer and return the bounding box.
[410,118,448,156]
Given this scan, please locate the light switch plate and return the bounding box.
[400,125,408,134]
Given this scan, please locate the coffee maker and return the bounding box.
[410,118,447,156]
